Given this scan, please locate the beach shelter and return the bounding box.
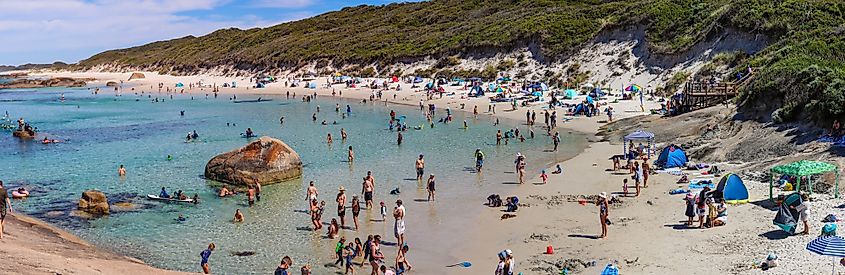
[128,72,145,81]
[774,192,802,234]
[769,160,840,200]
[806,236,845,274]
[563,89,577,99]
[623,130,655,157]
[655,144,687,168]
[391,75,399,83]
[308,82,317,89]
[540,83,549,91]
[716,173,749,204]
[413,76,423,83]
[175,82,184,88]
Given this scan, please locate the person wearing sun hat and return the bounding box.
[597,192,609,239]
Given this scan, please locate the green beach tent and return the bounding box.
[769,160,840,200]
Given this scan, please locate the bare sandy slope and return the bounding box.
[0,213,193,275]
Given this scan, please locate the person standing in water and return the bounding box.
[327,133,333,144]
[426,174,436,201]
[397,131,403,146]
[306,181,319,211]
[475,149,485,172]
[118,165,126,176]
[348,146,355,162]
[337,186,347,228]
[351,196,361,231]
[341,128,348,142]
[200,243,215,274]
[393,200,406,246]
[362,173,375,209]
[415,154,425,181]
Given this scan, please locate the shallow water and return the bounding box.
[0,86,586,274]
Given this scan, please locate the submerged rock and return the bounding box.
[205,136,302,186]
[0,77,88,89]
[78,190,109,215]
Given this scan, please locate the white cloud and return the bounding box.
[251,0,312,8]
[0,0,274,65]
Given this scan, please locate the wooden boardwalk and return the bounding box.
[675,73,752,114]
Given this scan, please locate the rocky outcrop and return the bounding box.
[12,129,36,139]
[78,190,109,215]
[0,77,89,89]
[205,136,302,186]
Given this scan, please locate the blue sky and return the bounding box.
[0,0,413,65]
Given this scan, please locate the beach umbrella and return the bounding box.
[624,85,641,92]
[807,235,845,274]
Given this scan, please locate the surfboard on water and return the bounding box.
[147,194,195,203]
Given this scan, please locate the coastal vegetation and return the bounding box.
[76,0,845,124]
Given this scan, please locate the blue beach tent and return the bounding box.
[563,89,577,99]
[655,145,687,168]
[717,173,749,204]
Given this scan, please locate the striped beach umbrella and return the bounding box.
[807,236,845,274]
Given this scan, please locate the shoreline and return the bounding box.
[11,70,659,274]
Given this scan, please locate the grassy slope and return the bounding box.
[78,0,845,124]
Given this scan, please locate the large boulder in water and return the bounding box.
[78,190,109,215]
[205,136,302,186]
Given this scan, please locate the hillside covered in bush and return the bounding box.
[79,0,845,124]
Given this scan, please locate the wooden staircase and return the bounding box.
[676,72,752,113]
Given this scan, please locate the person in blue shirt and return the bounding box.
[160,187,170,199]
[200,243,215,274]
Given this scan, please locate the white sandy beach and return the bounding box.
[5,70,841,275]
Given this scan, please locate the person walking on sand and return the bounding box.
[118,164,126,176]
[634,161,643,197]
[200,243,215,274]
[0,180,12,239]
[552,132,561,151]
[516,155,526,184]
[597,192,609,239]
[415,154,425,181]
[642,160,650,188]
[393,200,406,246]
[426,174,436,201]
[337,186,348,228]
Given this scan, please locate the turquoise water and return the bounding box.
[0,86,585,274]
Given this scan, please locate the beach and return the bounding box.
[0,213,190,275]
[3,70,840,275]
